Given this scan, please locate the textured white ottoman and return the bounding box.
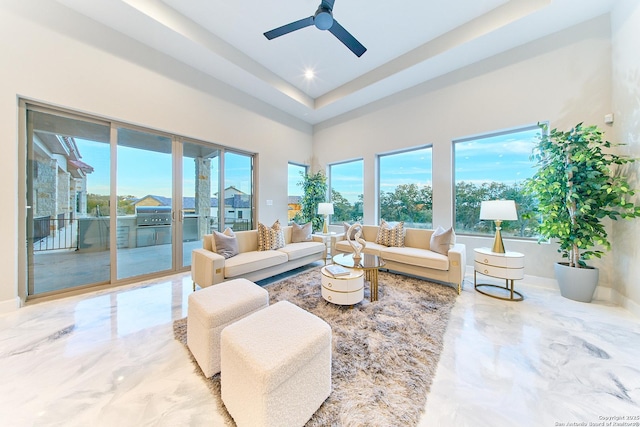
[221,301,332,427]
[187,278,269,378]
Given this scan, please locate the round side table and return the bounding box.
[474,247,524,301]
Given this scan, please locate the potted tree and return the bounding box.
[293,171,328,232]
[525,122,640,302]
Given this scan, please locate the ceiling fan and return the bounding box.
[263,0,367,57]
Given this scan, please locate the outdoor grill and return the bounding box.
[136,206,172,247]
[135,206,172,226]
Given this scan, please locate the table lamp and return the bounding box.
[317,202,334,234]
[480,200,518,253]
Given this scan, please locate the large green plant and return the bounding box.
[294,171,328,232]
[525,122,640,267]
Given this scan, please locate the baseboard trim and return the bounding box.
[0,296,22,314]
[594,287,640,318]
[465,265,639,317]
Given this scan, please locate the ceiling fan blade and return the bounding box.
[328,20,366,57]
[264,16,314,40]
[322,0,335,9]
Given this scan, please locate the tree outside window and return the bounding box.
[454,126,540,238]
[378,146,432,228]
[329,160,363,224]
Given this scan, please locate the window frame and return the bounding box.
[328,158,364,225]
[452,124,544,240]
[377,144,433,229]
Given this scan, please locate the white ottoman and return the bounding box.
[187,278,269,378]
[220,301,332,427]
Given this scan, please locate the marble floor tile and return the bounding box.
[1,272,638,426]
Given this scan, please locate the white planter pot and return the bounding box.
[554,262,599,303]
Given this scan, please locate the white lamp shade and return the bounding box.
[317,202,334,215]
[480,200,518,221]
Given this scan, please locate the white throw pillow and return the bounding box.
[212,228,239,259]
[430,226,455,255]
[291,222,312,243]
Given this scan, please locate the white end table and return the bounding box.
[313,232,337,264]
[474,247,524,301]
[320,266,364,305]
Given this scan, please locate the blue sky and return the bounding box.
[76,140,251,199]
[288,127,539,203]
[78,126,539,203]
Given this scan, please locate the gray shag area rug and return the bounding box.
[173,267,458,426]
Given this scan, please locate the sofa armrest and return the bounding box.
[447,243,467,293]
[311,235,328,259]
[191,248,225,289]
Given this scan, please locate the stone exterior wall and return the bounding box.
[57,169,70,219]
[195,157,211,238]
[33,154,56,219]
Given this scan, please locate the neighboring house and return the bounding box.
[133,185,251,227]
[31,133,93,240]
[288,195,301,222]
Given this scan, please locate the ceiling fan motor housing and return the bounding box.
[314,7,334,30]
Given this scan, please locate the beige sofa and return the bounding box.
[333,225,466,293]
[191,225,326,289]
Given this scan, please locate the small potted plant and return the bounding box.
[525,122,640,302]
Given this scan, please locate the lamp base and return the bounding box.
[322,215,328,234]
[492,221,506,253]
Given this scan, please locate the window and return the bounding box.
[329,160,363,224]
[454,126,540,238]
[378,146,433,228]
[288,162,307,223]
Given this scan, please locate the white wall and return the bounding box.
[610,0,640,313]
[313,16,613,283]
[0,1,313,312]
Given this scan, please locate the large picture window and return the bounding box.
[329,159,363,224]
[287,162,307,223]
[454,126,540,238]
[378,146,433,228]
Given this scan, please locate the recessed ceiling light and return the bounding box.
[304,69,315,80]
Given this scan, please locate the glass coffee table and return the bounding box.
[332,253,386,302]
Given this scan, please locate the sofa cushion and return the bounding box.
[380,246,450,271]
[257,220,285,251]
[375,220,405,247]
[212,228,239,259]
[430,226,455,255]
[278,241,325,261]
[291,222,313,243]
[224,250,288,278]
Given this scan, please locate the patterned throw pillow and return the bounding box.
[291,222,312,243]
[430,226,455,255]
[257,220,285,251]
[375,220,405,247]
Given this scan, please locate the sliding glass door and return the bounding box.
[24,103,255,298]
[182,141,220,268]
[116,128,173,280]
[223,152,253,231]
[26,109,112,295]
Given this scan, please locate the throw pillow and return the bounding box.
[257,220,285,251]
[375,220,405,247]
[430,226,455,255]
[343,222,361,240]
[291,222,312,243]
[212,228,239,259]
